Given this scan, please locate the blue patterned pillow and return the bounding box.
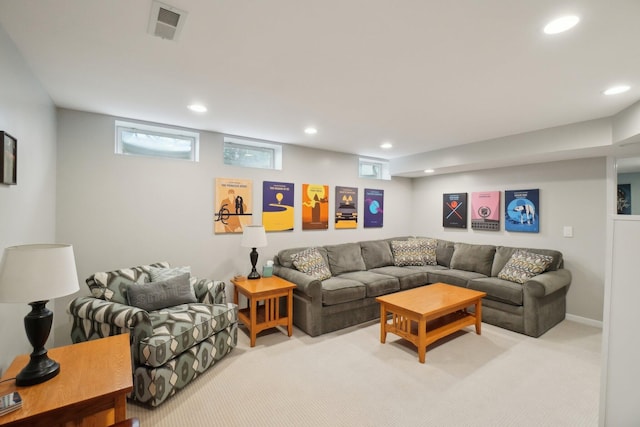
[498,250,553,284]
[291,248,332,281]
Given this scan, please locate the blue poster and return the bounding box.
[505,189,539,233]
[364,188,384,228]
[262,181,294,231]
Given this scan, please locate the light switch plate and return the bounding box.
[563,226,573,237]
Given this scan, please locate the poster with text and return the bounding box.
[443,193,467,228]
[263,181,294,231]
[364,188,384,228]
[302,184,329,230]
[471,191,500,231]
[617,184,631,214]
[505,189,539,232]
[214,178,252,233]
[335,186,358,229]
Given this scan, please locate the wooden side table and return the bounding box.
[231,275,296,347]
[0,334,132,427]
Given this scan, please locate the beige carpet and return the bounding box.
[128,319,601,426]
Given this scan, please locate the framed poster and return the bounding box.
[471,191,500,231]
[302,184,329,230]
[443,193,467,228]
[214,178,253,233]
[364,188,384,228]
[263,181,294,231]
[617,184,631,214]
[505,189,539,233]
[1,131,17,185]
[335,186,358,229]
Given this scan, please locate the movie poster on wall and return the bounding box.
[443,193,467,228]
[471,191,500,231]
[617,184,631,214]
[263,181,294,231]
[364,188,384,228]
[505,189,539,233]
[302,184,329,230]
[335,186,358,229]
[214,178,252,233]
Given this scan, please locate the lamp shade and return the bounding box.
[241,225,267,249]
[0,244,80,303]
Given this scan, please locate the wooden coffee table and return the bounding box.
[376,283,486,363]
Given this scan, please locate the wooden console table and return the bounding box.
[231,275,295,347]
[0,334,132,427]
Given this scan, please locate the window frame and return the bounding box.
[223,136,283,170]
[359,157,391,180]
[115,120,199,162]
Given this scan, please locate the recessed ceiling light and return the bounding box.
[424,169,434,174]
[543,15,580,35]
[604,85,631,96]
[304,127,318,135]
[187,104,207,113]
[380,142,393,149]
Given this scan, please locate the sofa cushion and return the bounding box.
[127,273,197,311]
[325,243,367,275]
[321,277,366,305]
[468,277,523,305]
[87,262,170,304]
[428,269,486,288]
[277,246,329,269]
[449,243,496,276]
[337,271,400,297]
[492,246,563,276]
[497,250,554,284]
[291,248,332,280]
[369,266,429,290]
[360,240,394,269]
[391,240,425,266]
[436,239,455,267]
[138,302,237,367]
[149,266,191,281]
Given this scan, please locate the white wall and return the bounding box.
[54,109,413,345]
[0,25,57,374]
[410,157,606,321]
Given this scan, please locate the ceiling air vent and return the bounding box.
[148,1,187,41]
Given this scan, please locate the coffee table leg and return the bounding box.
[475,299,482,335]
[418,317,426,363]
[379,303,387,343]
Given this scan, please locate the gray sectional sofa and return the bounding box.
[273,237,571,338]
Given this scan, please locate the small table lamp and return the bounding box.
[241,225,267,280]
[0,244,80,386]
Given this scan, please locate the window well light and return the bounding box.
[304,127,318,135]
[380,142,393,149]
[604,85,631,96]
[187,104,207,113]
[543,15,580,35]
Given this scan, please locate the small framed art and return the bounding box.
[1,131,17,185]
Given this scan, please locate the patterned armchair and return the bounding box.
[67,262,238,407]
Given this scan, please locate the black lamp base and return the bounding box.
[16,300,60,386]
[248,247,261,280]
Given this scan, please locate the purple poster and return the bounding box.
[262,181,294,231]
[364,188,384,228]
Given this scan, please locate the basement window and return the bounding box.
[359,158,390,180]
[223,137,282,170]
[115,121,199,161]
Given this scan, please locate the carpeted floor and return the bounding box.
[128,319,602,426]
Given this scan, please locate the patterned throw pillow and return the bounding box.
[149,266,191,282]
[498,250,554,284]
[291,248,332,281]
[127,273,196,311]
[410,237,438,266]
[391,240,425,266]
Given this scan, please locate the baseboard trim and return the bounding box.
[566,313,603,328]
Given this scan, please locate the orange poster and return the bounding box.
[302,184,329,230]
[214,178,252,233]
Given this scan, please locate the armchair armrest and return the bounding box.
[524,269,572,297]
[193,278,227,304]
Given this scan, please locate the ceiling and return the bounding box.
[1,1,640,168]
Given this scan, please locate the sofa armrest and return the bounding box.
[273,266,322,300]
[194,278,227,304]
[68,296,153,337]
[523,269,572,297]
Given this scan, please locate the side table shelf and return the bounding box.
[231,275,296,347]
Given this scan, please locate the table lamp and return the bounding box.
[240,225,267,280]
[0,244,80,386]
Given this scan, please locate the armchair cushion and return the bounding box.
[148,266,191,282]
[127,273,196,311]
[87,262,170,304]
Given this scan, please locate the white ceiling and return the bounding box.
[1,1,640,167]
